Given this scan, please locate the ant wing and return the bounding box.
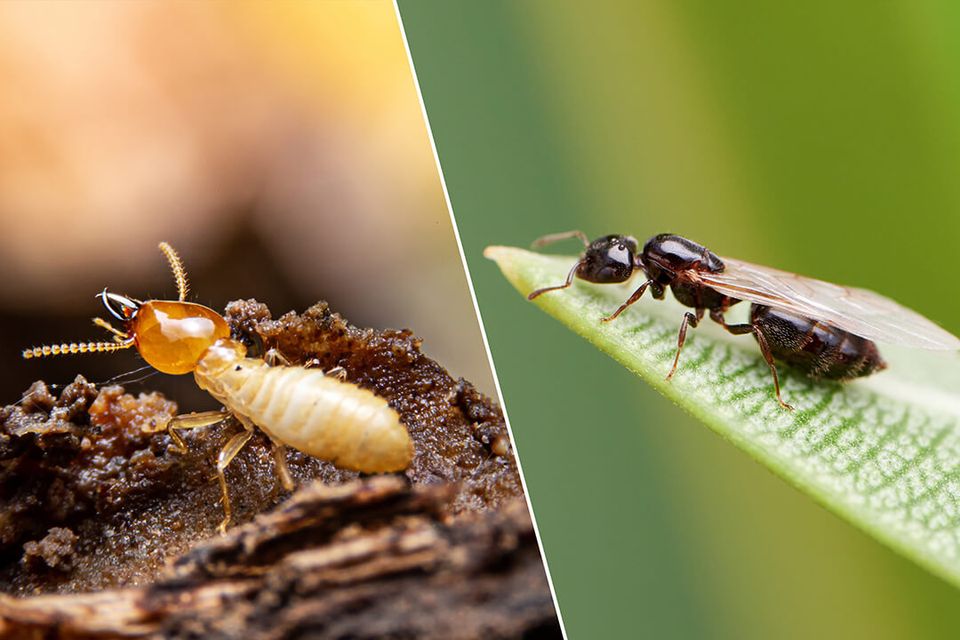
[692,256,960,350]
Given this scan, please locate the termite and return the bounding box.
[23,242,414,532]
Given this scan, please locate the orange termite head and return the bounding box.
[99,289,231,375]
[23,242,231,376]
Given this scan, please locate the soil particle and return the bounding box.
[21,527,77,572]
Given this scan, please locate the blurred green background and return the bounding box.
[399,2,960,638]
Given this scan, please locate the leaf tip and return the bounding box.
[482,245,515,262]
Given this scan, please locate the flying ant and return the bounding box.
[528,231,960,409]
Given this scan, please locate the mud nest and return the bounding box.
[0,300,558,639]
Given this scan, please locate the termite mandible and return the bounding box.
[23,242,414,532]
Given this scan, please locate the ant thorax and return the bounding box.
[640,234,725,283]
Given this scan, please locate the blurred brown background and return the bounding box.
[0,1,493,408]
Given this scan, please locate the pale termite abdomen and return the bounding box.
[195,339,413,473]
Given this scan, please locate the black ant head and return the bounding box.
[576,235,639,283]
[100,289,141,322]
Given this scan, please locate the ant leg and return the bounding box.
[215,426,255,533]
[264,348,291,367]
[528,260,584,300]
[531,230,590,248]
[165,410,230,451]
[710,311,793,411]
[753,329,793,411]
[666,309,704,379]
[602,279,656,322]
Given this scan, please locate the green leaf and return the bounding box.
[486,245,960,588]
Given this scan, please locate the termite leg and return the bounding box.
[264,348,291,367]
[164,410,248,532]
[531,230,590,249]
[286,355,332,372]
[602,279,656,322]
[165,410,230,451]
[233,413,294,494]
[325,366,348,381]
[270,440,295,492]
[665,308,705,379]
[528,259,583,300]
[710,310,793,411]
[215,427,255,534]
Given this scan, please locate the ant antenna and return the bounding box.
[527,258,584,300]
[531,230,590,249]
[158,241,189,301]
[23,340,134,360]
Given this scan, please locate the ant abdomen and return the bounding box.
[750,305,886,380]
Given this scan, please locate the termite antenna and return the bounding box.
[23,340,134,360]
[158,241,189,301]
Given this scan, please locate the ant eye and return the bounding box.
[607,244,630,265]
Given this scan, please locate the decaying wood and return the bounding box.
[0,477,558,639]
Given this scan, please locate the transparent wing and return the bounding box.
[692,256,960,350]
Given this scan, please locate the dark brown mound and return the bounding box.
[0,301,556,638]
